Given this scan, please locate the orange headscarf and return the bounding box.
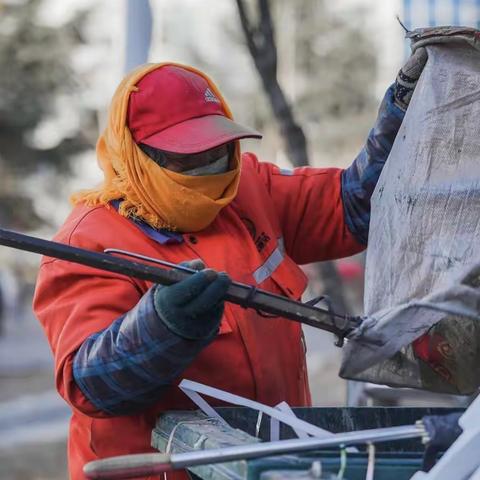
[71,63,241,232]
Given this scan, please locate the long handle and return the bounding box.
[84,423,426,479]
[0,228,362,336]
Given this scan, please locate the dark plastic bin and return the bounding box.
[153,407,462,480]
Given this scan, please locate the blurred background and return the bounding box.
[0,0,479,478]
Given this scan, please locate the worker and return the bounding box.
[33,49,427,480]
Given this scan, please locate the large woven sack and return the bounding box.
[340,27,480,395]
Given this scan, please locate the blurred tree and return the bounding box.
[236,0,309,167]
[289,1,377,159]
[235,0,377,164]
[0,0,96,229]
[235,0,376,314]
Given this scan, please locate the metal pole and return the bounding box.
[428,0,437,27]
[125,0,152,72]
[84,423,426,479]
[0,228,362,337]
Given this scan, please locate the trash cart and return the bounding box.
[152,407,462,480]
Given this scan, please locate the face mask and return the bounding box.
[182,153,230,176]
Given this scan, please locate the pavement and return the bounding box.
[0,306,69,479]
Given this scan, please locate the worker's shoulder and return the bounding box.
[241,151,277,179]
[53,203,129,249]
[240,151,260,174]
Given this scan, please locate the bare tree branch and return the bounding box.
[258,0,277,73]
[235,0,350,314]
[235,0,308,167]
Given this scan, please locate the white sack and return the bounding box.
[341,27,480,394]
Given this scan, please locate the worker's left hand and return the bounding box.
[153,259,231,341]
[393,47,428,111]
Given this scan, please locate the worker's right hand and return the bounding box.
[153,259,231,340]
[393,47,428,111]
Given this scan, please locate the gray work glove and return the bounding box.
[153,259,231,341]
[393,47,428,111]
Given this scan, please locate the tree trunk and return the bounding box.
[235,0,350,313]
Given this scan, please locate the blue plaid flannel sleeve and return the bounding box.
[73,287,210,416]
[341,85,405,245]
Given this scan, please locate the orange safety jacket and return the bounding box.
[33,153,363,479]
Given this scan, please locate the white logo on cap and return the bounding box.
[204,88,220,103]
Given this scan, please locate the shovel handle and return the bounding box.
[84,453,172,479]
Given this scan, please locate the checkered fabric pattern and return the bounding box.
[73,287,209,415]
[341,85,405,245]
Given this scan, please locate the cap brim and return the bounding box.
[140,114,262,154]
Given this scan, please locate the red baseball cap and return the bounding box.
[127,65,262,154]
